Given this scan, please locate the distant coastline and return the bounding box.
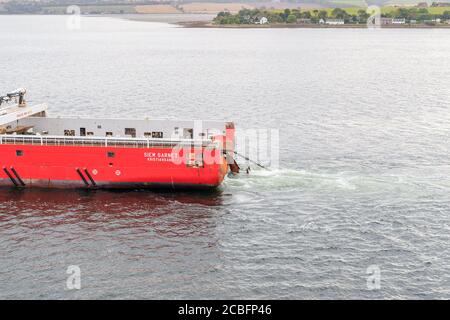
[3,1,450,30]
[177,20,450,28]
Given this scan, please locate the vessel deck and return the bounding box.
[0,134,217,149]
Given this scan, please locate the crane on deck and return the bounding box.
[0,88,47,130]
[0,88,27,108]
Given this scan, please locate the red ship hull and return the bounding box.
[0,144,229,189]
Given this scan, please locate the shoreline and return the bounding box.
[2,13,450,29]
[178,20,450,29]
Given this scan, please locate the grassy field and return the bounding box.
[133,3,255,14]
[39,3,254,15]
[135,5,181,14]
[382,6,450,14]
[328,0,367,7]
[276,6,450,15]
[180,3,254,14]
[41,5,137,14]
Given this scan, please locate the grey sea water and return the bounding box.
[1,15,450,299]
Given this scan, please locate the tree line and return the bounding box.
[213,7,450,25]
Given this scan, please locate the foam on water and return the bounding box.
[224,165,450,200]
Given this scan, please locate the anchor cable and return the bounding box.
[233,151,271,170]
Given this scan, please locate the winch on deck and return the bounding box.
[0,89,47,133]
[0,88,27,107]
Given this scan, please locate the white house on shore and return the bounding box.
[392,18,406,24]
[255,17,268,24]
[381,18,406,25]
[325,19,345,25]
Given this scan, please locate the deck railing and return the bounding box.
[0,134,217,149]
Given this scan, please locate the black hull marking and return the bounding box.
[2,167,19,187]
[10,167,25,186]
